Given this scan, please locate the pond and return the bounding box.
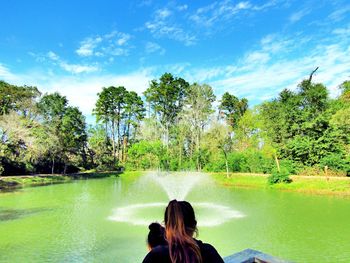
[0,172,349,262]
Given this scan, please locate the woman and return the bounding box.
[143,200,224,263]
[147,222,167,250]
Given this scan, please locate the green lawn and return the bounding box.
[210,172,350,196]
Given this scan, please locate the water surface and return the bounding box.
[0,173,349,262]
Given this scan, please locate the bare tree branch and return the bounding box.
[308,67,319,83]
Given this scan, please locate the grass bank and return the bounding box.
[210,172,350,196]
[0,171,120,191]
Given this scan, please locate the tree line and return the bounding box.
[0,72,349,177]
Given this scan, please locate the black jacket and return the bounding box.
[142,239,224,263]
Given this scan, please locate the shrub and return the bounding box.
[319,153,350,175]
[268,167,292,184]
[279,159,301,175]
[236,151,274,174]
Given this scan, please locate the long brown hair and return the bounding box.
[164,200,202,263]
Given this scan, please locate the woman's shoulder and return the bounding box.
[196,240,225,263]
[142,245,170,263]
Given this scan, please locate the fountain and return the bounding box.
[108,171,245,227]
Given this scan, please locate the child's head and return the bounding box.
[147,222,167,250]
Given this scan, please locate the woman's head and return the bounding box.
[147,222,167,250]
[164,200,197,236]
[164,200,201,263]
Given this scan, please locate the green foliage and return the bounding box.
[203,150,274,174]
[319,153,350,175]
[268,167,292,185]
[94,86,145,164]
[1,74,350,177]
[0,87,88,175]
[127,140,165,170]
[219,92,248,128]
[0,81,40,115]
[144,73,189,127]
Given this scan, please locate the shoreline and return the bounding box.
[210,172,350,197]
[1,171,350,197]
[0,172,120,191]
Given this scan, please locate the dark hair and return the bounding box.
[164,200,202,263]
[147,222,167,249]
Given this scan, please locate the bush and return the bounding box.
[319,153,350,175]
[203,150,275,174]
[203,157,226,172]
[279,159,301,174]
[268,167,292,184]
[127,140,165,170]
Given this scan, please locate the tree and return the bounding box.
[144,73,189,148]
[233,109,261,151]
[122,91,145,162]
[60,106,87,173]
[38,93,87,173]
[94,86,127,163]
[181,83,216,170]
[202,120,232,177]
[219,92,248,129]
[339,80,350,102]
[0,81,40,116]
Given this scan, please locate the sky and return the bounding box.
[0,0,349,123]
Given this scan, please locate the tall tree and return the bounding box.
[144,73,189,148]
[219,92,248,129]
[94,86,127,162]
[0,81,40,116]
[181,83,216,170]
[122,91,145,162]
[60,106,87,173]
[38,93,87,173]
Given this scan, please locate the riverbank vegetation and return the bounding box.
[0,172,120,190]
[211,173,350,196]
[1,71,349,182]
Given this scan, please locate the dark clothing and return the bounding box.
[142,239,224,263]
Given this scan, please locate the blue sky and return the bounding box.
[1,0,349,121]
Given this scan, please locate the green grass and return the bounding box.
[210,172,268,188]
[210,172,350,196]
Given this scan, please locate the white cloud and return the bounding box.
[0,64,17,82]
[76,31,131,57]
[48,70,154,114]
[328,5,350,22]
[59,62,99,74]
[76,36,102,57]
[190,0,279,28]
[209,35,350,102]
[332,25,350,36]
[145,42,165,55]
[145,7,196,46]
[289,8,310,23]
[117,33,131,46]
[47,51,59,61]
[177,4,188,11]
[244,51,270,64]
[184,30,350,103]
[45,51,100,74]
[0,66,154,115]
[156,8,171,19]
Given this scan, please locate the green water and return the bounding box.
[0,174,350,262]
